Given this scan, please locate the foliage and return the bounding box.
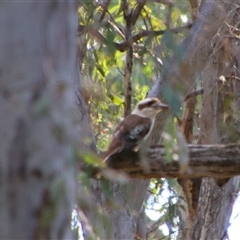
[78,0,191,150]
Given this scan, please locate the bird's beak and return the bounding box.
[154,103,168,110]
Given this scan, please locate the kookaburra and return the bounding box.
[104,98,168,161]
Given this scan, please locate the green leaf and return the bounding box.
[108,93,124,105]
[79,152,106,168]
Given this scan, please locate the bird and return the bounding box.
[104,97,168,162]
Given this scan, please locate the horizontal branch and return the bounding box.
[117,24,192,51]
[102,144,240,179]
[79,24,192,52]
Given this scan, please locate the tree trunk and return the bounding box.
[0,2,79,239]
[191,10,240,237]
[191,178,239,239]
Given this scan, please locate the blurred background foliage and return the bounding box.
[78,0,191,150]
[78,0,193,238]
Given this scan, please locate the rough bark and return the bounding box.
[191,178,239,240]
[191,6,240,238]
[0,2,79,239]
[95,144,240,179]
[177,87,198,238]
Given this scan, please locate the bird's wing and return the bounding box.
[104,115,151,160]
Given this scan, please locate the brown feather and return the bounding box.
[104,114,151,160]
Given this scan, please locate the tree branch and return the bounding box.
[79,24,192,52]
[99,0,111,22]
[100,144,240,179]
[130,0,147,25]
[184,88,204,102]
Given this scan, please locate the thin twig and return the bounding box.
[130,0,147,25]
[184,89,204,102]
[99,0,111,22]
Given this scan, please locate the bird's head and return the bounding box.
[132,98,168,119]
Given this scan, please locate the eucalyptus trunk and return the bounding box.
[0,2,79,239]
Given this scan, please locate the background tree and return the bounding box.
[0,2,80,239]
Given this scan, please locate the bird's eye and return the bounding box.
[148,100,155,106]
